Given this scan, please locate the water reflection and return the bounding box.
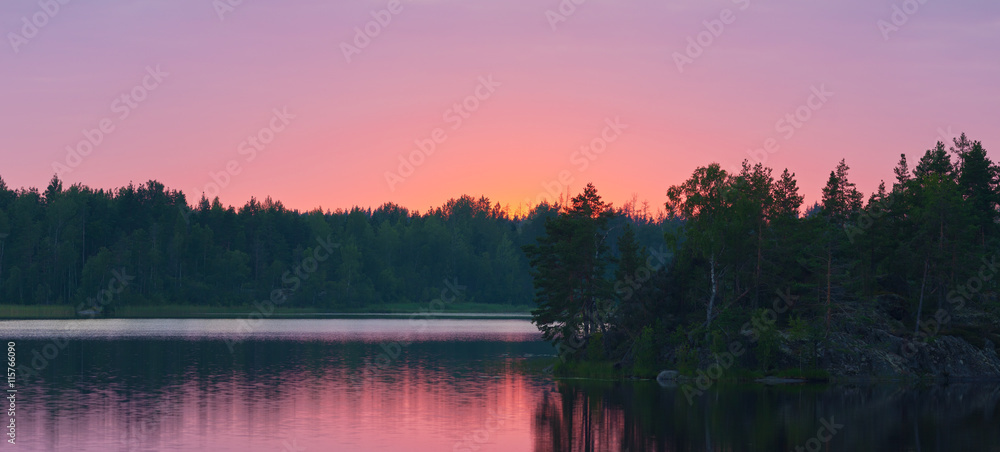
[11,336,552,451]
[2,319,998,451]
[533,380,1000,452]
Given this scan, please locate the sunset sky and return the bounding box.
[2,0,998,214]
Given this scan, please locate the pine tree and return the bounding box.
[818,159,863,333]
[771,169,804,220]
[951,134,998,247]
[613,223,649,341]
[523,183,615,347]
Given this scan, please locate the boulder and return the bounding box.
[656,370,679,386]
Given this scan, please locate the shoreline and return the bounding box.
[0,303,534,320]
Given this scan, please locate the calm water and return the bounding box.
[0,319,998,451]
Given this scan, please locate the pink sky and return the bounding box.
[1,0,998,214]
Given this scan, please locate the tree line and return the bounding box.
[525,133,1000,375]
[2,132,997,376]
[0,176,665,312]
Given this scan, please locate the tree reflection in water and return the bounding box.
[532,380,1000,452]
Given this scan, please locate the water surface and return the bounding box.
[1,319,997,451]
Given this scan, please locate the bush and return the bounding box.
[632,326,658,378]
[675,343,699,376]
[709,330,726,355]
[788,315,809,341]
[755,309,779,371]
[584,332,606,361]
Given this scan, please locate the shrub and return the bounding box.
[584,332,606,361]
[632,326,658,377]
[675,343,699,376]
[755,309,779,371]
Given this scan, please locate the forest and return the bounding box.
[1,133,998,376]
[524,133,1000,376]
[0,171,666,313]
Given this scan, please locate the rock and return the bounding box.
[984,339,999,364]
[656,370,679,386]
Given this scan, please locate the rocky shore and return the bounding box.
[778,299,1000,379]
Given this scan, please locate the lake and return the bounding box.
[0,318,998,451]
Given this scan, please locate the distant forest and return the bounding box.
[0,172,667,311]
